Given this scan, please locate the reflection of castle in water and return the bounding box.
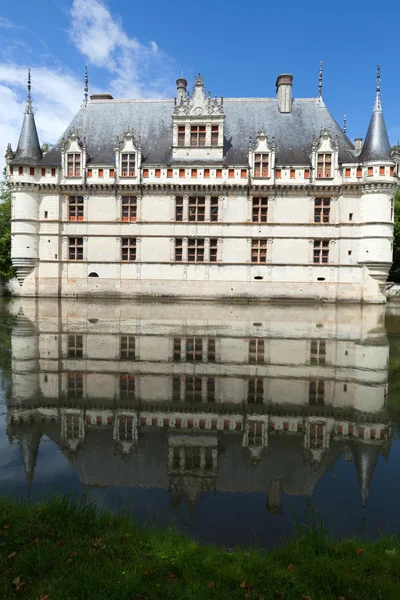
[7,300,390,514]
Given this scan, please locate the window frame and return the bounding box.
[68,237,84,261]
[251,239,267,263]
[313,239,330,264]
[67,153,81,177]
[254,153,269,178]
[121,153,136,177]
[121,237,137,262]
[252,197,268,223]
[314,198,331,224]
[316,153,333,178]
[121,196,137,222]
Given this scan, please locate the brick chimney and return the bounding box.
[276,74,293,113]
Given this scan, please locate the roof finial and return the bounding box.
[318,61,323,98]
[343,109,347,134]
[25,68,33,114]
[27,68,31,102]
[376,63,381,93]
[373,63,382,113]
[84,66,89,106]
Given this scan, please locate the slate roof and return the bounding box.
[39,97,358,167]
[10,100,42,165]
[359,93,393,162]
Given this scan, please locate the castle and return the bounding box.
[5,67,398,302]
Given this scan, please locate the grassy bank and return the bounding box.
[1,496,400,599]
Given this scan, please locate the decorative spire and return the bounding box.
[374,63,382,112]
[318,61,323,98]
[25,68,33,114]
[84,66,88,106]
[13,68,42,164]
[343,110,347,134]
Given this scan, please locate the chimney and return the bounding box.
[354,138,363,155]
[176,78,188,102]
[276,74,293,113]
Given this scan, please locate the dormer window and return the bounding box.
[178,126,185,147]
[191,125,206,147]
[317,153,332,178]
[211,126,219,146]
[254,153,269,178]
[67,153,81,177]
[121,153,136,177]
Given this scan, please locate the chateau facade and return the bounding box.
[6,68,399,302]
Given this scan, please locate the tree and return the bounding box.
[389,189,400,282]
[0,176,13,282]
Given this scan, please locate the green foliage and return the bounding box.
[1,494,400,599]
[0,177,13,282]
[41,142,53,153]
[389,189,400,282]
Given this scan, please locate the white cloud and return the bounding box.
[0,17,24,30]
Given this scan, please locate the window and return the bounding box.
[254,153,269,178]
[314,198,330,223]
[189,197,205,222]
[252,197,268,223]
[167,168,173,178]
[41,168,46,177]
[188,238,205,262]
[211,125,219,146]
[109,168,115,177]
[30,167,35,176]
[391,199,394,221]
[9,167,13,175]
[121,238,136,262]
[249,339,264,364]
[121,196,137,222]
[313,239,330,263]
[120,374,135,400]
[345,168,351,177]
[228,169,235,178]
[305,169,310,179]
[275,168,281,179]
[191,125,206,146]
[204,168,210,178]
[210,197,218,222]
[175,238,183,261]
[44,211,48,219]
[98,168,104,178]
[310,340,326,365]
[241,169,247,178]
[178,126,185,147]
[208,338,216,362]
[290,169,296,179]
[68,334,83,358]
[87,168,92,178]
[210,238,218,262]
[316,153,332,178]
[121,153,135,177]
[186,337,203,361]
[173,338,181,361]
[68,237,83,261]
[186,377,203,402]
[155,169,161,178]
[191,168,198,178]
[309,380,325,405]
[390,166,395,176]
[179,168,185,178]
[248,378,264,403]
[248,421,263,445]
[367,167,373,177]
[216,168,222,178]
[356,167,362,177]
[51,168,56,177]
[251,239,267,263]
[175,197,183,221]
[349,213,353,221]
[18,167,23,175]
[67,153,81,177]
[143,169,149,178]
[120,335,135,360]
[68,372,83,398]
[68,196,84,221]
[309,423,325,448]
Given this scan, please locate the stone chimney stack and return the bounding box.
[354,138,363,155]
[276,74,293,113]
[176,78,188,103]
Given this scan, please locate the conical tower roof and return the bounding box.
[359,66,392,162]
[11,69,42,165]
[352,443,381,509]
[18,428,42,498]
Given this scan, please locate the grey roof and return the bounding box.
[10,99,42,165]
[359,93,393,162]
[40,97,357,167]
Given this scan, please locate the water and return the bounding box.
[1,297,400,548]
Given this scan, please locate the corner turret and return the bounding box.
[11,69,42,165]
[359,65,392,163]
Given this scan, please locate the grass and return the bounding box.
[1,495,400,599]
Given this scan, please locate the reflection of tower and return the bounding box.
[352,444,381,515]
[11,307,40,405]
[267,479,282,515]
[17,429,42,497]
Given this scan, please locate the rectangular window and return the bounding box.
[314,198,331,223]
[121,153,135,177]
[204,168,210,178]
[316,153,332,178]
[310,340,326,365]
[155,168,161,178]
[68,334,83,358]
[191,168,198,178]
[313,239,330,263]
[120,374,135,400]
[175,238,183,262]
[178,125,185,147]
[290,169,296,179]
[241,169,247,179]
[68,237,84,261]
[275,168,281,179]
[30,167,35,176]
[41,168,46,177]
[9,167,13,175]
[68,372,83,398]
[356,167,362,177]
[249,339,265,364]
[191,125,206,146]
[98,168,104,178]
[210,238,218,262]
[143,169,149,178]
[44,211,48,219]
[121,196,137,222]
[186,377,203,402]
[68,196,84,221]
[51,168,56,177]
[248,378,264,404]
[87,168,92,178]
[367,167,373,177]
[390,166,395,176]
[304,169,310,179]
[121,237,136,262]
[120,335,135,360]
[228,168,235,178]
[18,167,23,175]
[189,197,205,222]
[216,168,222,178]
[208,338,216,362]
[175,197,183,221]
[211,125,219,146]
[67,153,81,177]
[310,423,325,448]
[109,168,115,177]
[309,380,325,405]
[188,238,205,262]
[173,338,181,362]
[186,337,203,362]
[167,168,173,178]
[179,168,185,178]
[345,168,351,177]
[251,239,267,263]
[254,153,269,178]
[210,197,218,222]
[349,213,353,221]
[252,197,268,223]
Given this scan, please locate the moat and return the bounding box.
[1,298,400,548]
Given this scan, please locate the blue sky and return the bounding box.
[0,0,399,166]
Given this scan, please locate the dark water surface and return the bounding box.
[1,298,400,548]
